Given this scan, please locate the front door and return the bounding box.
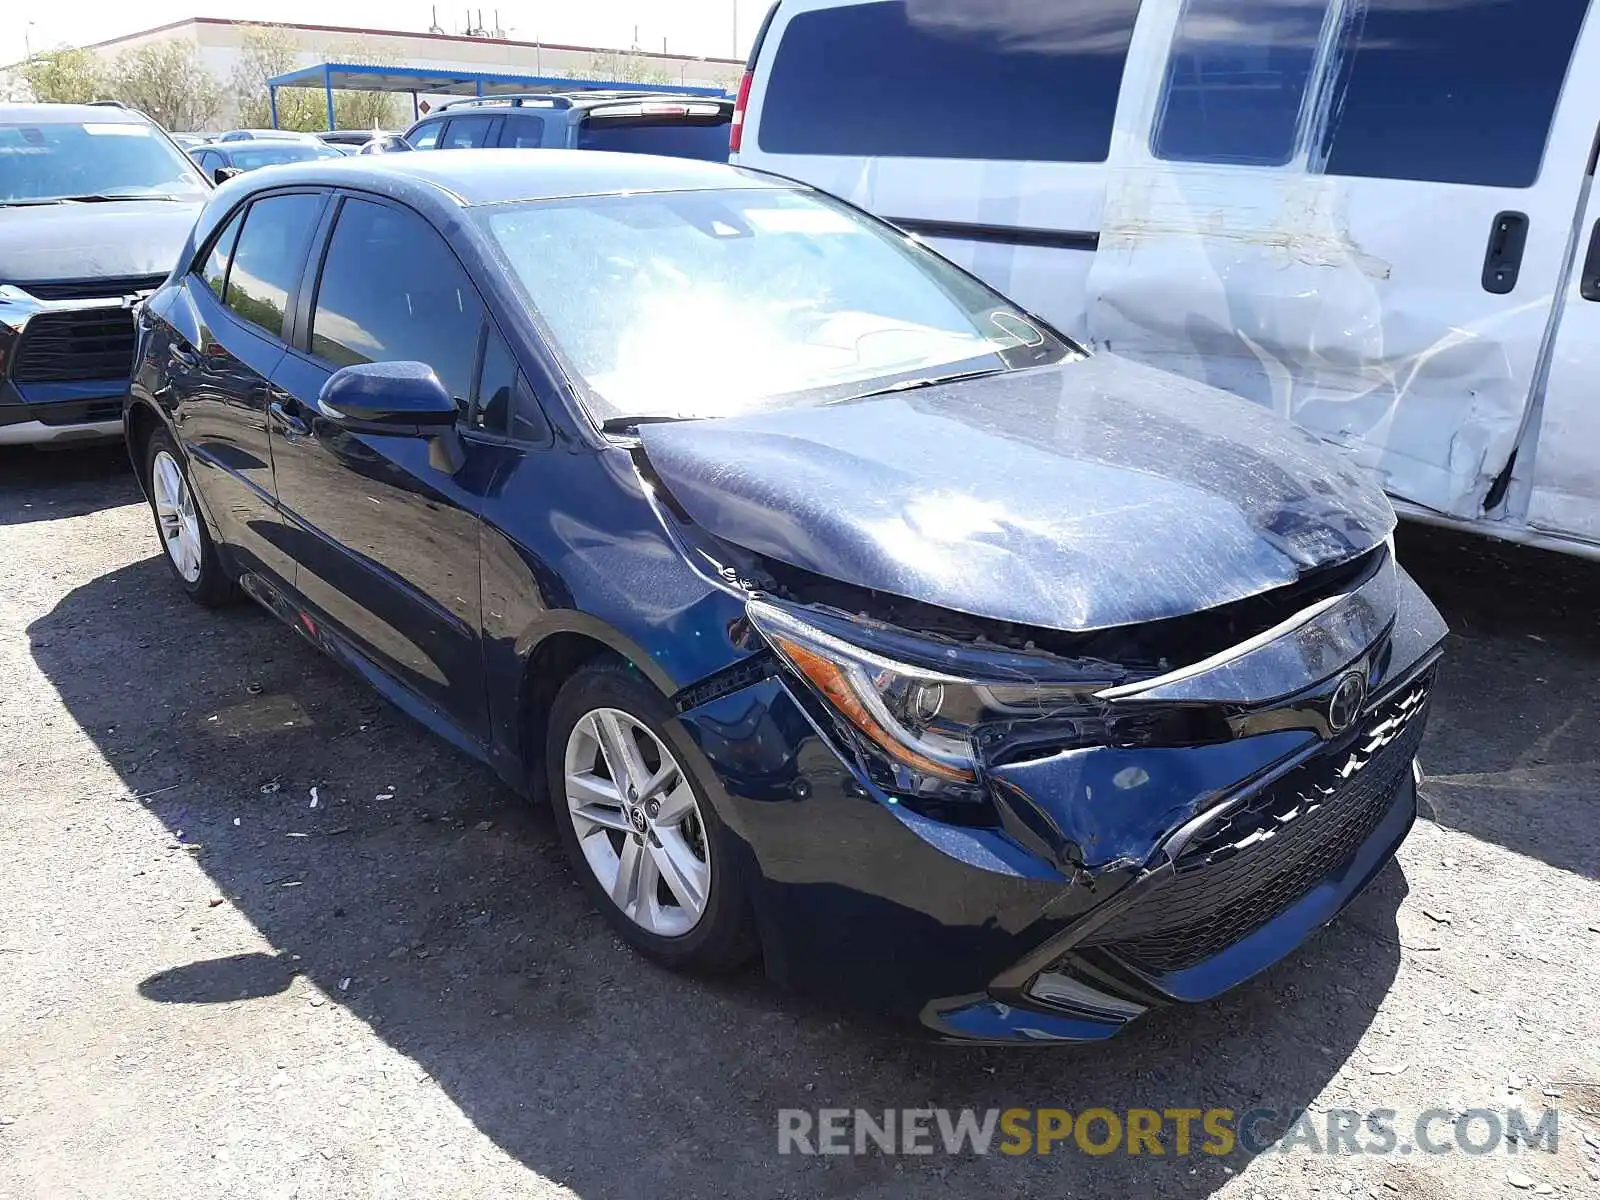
[1087,0,1600,520]
[267,194,499,743]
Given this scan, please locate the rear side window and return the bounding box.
[1318,0,1589,187]
[409,122,442,150]
[577,117,731,162]
[200,211,242,300]
[440,117,498,149]
[309,197,485,410]
[224,193,323,340]
[1154,0,1329,167]
[501,116,547,149]
[757,0,1142,162]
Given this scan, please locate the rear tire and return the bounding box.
[546,658,757,973]
[144,429,236,607]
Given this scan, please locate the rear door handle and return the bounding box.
[1579,219,1600,302]
[1482,211,1529,294]
[168,343,199,370]
[269,399,310,440]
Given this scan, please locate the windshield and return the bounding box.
[227,143,342,170]
[483,187,1074,424]
[0,121,209,203]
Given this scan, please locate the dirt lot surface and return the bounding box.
[1,444,1597,1200]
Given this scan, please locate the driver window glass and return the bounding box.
[309,197,484,411]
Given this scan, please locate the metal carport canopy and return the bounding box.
[265,61,729,129]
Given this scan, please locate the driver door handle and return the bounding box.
[269,399,310,440]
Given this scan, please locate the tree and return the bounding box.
[17,47,108,105]
[108,42,222,131]
[325,40,404,131]
[572,51,673,85]
[230,25,321,131]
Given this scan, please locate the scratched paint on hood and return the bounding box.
[638,355,1393,634]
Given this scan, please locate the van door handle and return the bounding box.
[1579,220,1600,302]
[1482,211,1529,294]
[269,399,310,440]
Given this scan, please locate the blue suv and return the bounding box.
[398,92,734,161]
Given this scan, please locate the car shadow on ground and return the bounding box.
[26,547,1415,1197]
[0,443,137,526]
[1395,524,1600,882]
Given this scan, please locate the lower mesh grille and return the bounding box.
[12,309,138,383]
[1084,678,1431,974]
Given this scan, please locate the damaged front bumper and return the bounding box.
[672,550,1446,1043]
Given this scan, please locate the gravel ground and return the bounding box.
[1,443,1597,1200]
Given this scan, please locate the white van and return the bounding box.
[730,0,1600,559]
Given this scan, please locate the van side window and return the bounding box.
[1153,0,1329,167]
[757,0,1142,163]
[1317,0,1589,188]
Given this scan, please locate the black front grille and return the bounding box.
[1083,678,1431,975]
[11,310,138,383]
[19,275,165,301]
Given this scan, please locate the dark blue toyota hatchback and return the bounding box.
[127,151,1446,1043]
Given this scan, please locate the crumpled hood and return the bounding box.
[637,355,1395,632]
[0,202,200,284]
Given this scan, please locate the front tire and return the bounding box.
[145,430,235,606]
[546,659,757,973]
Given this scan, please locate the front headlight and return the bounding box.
[747,599,1102,788]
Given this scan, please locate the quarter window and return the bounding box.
[1153,0,1330,167]
[758,0,1142,163]
[224,193,323,340]
[1317,0,1590,188]
[309,197,484,410]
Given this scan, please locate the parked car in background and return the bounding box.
[216,129,320,143]
[398,92,734,161]
[126,150,1445,1042]
[170,132,215,151]
[730,0,1600,560]
[0,102,209,446]
[189,138,344,183]
[317,129,394,150]
[357,133,412,156]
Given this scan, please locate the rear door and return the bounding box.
[267,193,500,743]
[1086,0,1600,519]
[166,190,326,586]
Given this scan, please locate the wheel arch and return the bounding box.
[124,398,166,496]
[515,614,681,802]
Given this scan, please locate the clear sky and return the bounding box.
[1,0,768,66]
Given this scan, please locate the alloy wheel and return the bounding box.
[151,449,203,584]
[563,707,710,937]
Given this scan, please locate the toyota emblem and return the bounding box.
[1327,670,1368,733]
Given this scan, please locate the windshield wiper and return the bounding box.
[49,193,189,203]
[837,366,1012,404]
[0,198,67,207]
[599,414,694,435]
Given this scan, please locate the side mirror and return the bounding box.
[317,361,458,435]
[213,166,241,185]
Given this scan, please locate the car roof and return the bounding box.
[231,148,788,208]
[0,103,148,125]
[418,92,735,119]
